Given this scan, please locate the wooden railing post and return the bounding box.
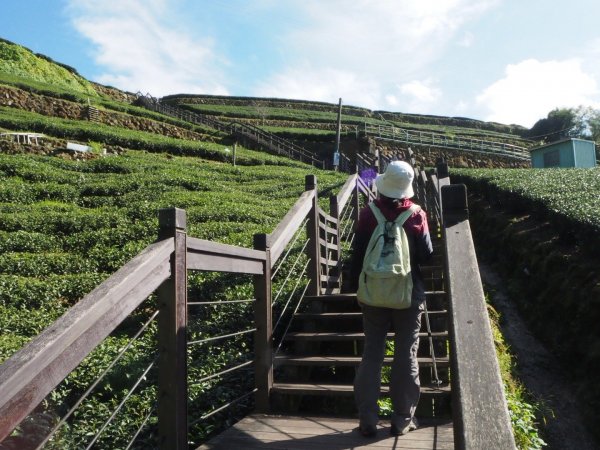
[253,233,273,412]
[305,175,321,296]
[436,157,449,179]
[157,208,188,450]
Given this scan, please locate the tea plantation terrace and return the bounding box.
[0,151,517,449]
[136,93,532,168]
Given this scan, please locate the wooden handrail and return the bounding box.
[0,238,174,442]
[336,173,358,211]
[438,183,516,449]
[187,236,267,274]
[268,190,315,265]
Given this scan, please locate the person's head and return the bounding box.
[374,161,414,200]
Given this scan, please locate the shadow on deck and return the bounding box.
[197,414,454,450]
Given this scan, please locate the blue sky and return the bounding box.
[2,0,600,127]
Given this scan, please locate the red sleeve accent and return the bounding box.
[404,207,429,235]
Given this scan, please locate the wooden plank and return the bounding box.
[0,238,173,442]
[317,208,337,225]
[274,355,449,367]
[196,414,454,449]
[319,256,338,266]
[318,238,338,250]
[317,221,337,235]
[267,190,315,264]
[442,185,516,450]
[271,382,451,396]
[187,252,264,274]
[336,174,358,211]
[187,236,266,261]
[285,331,448,341]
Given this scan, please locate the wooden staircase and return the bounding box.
[270,237,452,419]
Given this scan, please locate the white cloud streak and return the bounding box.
[477,59,600,127]
[66,0,229,96]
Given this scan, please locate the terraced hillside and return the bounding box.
[162,93,533,167]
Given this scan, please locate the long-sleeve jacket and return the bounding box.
[349,197,434,301]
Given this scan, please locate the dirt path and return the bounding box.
[479,262,599,450]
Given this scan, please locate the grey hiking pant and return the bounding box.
[354,300,424,428]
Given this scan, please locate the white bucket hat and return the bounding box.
[374,160,414,199]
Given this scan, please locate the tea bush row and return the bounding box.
[452,167,600,237]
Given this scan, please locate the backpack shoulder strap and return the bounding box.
[369,202,421,226]
[393,203,421,226]
[367,202,386,225]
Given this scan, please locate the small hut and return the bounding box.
[529,138,596,168]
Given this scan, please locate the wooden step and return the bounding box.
[294,309,448,320]
[304,291,446,303]
[293,310,448,320]
[275,355,449,367]
[294,312,363,319]
[284,331,448,341]
[271,382,450,397]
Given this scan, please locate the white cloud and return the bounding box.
[477,58,600,127]
[457,31,474,47]
[385,95,399,107]
[254,0,498,109]
[66,0,229,96]
[284,0,498,74]
[255,66,381,109]
[400,80,441,103]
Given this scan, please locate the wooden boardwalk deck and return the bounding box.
[197,414,454,449]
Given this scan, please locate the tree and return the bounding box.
[526,108,577,143]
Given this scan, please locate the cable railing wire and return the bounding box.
[84,358,157,450]
[189,360,253,386]
[272,259,310,335]
[274,282,310,356]
[188,299,255,306]
[187,328,256,346]
[189,388,258,427]
[271,218,308,280]
[35,309,160,450]
[123,403,156,450]
[271,238,309,307]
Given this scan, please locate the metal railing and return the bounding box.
[363,123,530,161]
[135,94,324,168]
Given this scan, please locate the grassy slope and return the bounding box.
[0,39,98,97]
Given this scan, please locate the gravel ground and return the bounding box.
[479,262,599,450]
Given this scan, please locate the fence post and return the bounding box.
[253,233,273,412]
[305,175,321,296]
[157,208,188,450]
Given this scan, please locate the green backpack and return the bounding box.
[357,203,420,309]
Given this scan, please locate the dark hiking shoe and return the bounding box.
[390,418,418,436]
[358,424,377,438]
